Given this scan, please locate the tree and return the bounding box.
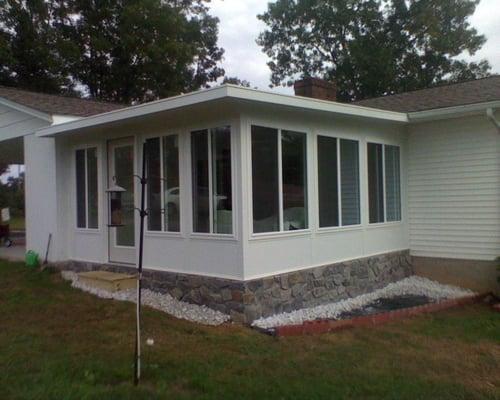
[62,0,225,103]
[0,0,225,103]
[222,76,252,87]
[0,0,74,93]
[257,0,491,101]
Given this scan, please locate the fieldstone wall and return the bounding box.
[60,250,412,324]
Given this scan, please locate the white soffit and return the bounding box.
[408,100,500,122]
[36,85,409,137]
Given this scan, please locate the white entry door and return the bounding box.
[108,138,136,264]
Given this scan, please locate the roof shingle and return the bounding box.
[0,86,125,117]
[353,75,500,113]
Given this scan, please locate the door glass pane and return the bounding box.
[87,147,99,229]
[191,130,209,233]
[340,139,360,225]
[251,126,279,233]
[282,130,307,230]
[76,149,86,228]
[164,135,180,232]
[368,142,384,223]
[146,138,162,231]
[114,145,135,246]
[385,145,401,221]
[317,135,338,227]
[212,126,232,234]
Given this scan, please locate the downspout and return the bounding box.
[486,108,500,133]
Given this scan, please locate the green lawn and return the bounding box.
[0,260,499,400]
[6,216,25,231]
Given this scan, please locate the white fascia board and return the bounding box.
[408,100,500,122]
[51,114,82,125]
[0,97,52,123]
[36,85,408,137]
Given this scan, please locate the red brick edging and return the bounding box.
[273,293,489,337]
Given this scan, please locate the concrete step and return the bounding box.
[78,271,136,292]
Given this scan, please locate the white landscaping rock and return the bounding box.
[252,276,475,330]
[61,271,230,326]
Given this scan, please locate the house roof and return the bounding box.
[353,75,500,112]
[0,86,125,117]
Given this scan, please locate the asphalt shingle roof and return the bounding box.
[353,75,500,113]
[0,86,125,117]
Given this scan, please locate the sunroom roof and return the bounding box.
[36,85,409,137]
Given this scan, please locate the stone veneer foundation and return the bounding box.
[60,250,412,323]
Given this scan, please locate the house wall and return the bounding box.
[55,105,245,280]
[24,134,61,261]
[239,105,409,280]
[408,115,500,261]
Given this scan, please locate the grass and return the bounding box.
[1,260,499,400]
[6,216,25,231]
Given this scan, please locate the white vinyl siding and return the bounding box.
[408,116,500,261]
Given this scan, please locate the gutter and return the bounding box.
[408,100,500,123]
[486,108,500,133]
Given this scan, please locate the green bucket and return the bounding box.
[25,250,40,268]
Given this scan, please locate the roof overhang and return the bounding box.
[0,96,52,123]
[408,100,500,123]
[36,85,409,138]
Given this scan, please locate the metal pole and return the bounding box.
[134,142,148,386]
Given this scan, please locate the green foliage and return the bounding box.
[0,0,224,103]
[0,172,24,215]
[0,0,75,93]
[222,76,252,87]
[257,0,491,101]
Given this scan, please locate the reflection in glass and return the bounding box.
[340,139,360,225]
[114,144,135,246]
[317,136,338,227]
[368,142,384,223]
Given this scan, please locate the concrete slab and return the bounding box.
[78,271,136,292]
[0,244,25,262]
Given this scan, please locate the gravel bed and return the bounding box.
[252,276,475,329]
[61,271,230,326]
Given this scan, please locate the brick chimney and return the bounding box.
[294,77,336,101]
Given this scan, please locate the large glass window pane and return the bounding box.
[385,145,401,221]
[317,135,338,228]
[368,143,384,223]
[212,127,232,234]
[146,138,162,231]
[340,139,360,225]
[86,148,98,229]
[252,126,279,233]
[164,135,180,232]
[76,149,86,228]
[192,130,210,233]
[282,131,307,230]
[114,144,135,246]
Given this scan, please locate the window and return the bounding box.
[146,135,180,232]
[368,143,401,223]
[251,125,308,233]
[317,136,360,228]
[75,147,98,229]
[191,126,232,234]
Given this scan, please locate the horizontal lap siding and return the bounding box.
[408,116,500,261]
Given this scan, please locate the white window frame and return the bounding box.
[250,125,310,236]
[74,145,100,231]
[316,134,362,231]
[189,125,235,238]
[144,133,182,235]
[367,141,402,225]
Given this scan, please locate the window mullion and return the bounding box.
[208,130,214,234]
[160,137,165,232]
[337,139,342,227]
[382,144,387,223]
[84,148,89,229]
[278,130,284,232]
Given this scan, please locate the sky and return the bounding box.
[209,0,500,94]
